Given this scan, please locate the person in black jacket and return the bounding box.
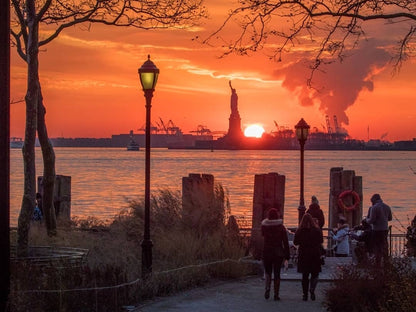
[306,195,326,263]
[306,195,325,229]
[261,208,290,301]
[294,213,323,301]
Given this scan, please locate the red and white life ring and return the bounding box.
[338,190,360,212]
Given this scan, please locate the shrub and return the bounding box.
[325,258,416,312]
[405,215,416,257]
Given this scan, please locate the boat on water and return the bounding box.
[10,137,23,149]
[126,130,140,151]
[127,140,140,151]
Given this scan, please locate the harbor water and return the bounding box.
[10,148,416,232]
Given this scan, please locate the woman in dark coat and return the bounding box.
[306,195,325,229]
[261,208,290,301]
[306,195,326,264]
[294,213,323,301]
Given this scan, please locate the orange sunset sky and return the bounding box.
[9,0,416,142]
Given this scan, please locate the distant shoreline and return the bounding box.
[21,135,416,151]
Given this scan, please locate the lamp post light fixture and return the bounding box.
[138,55,159,278]
[294,118,310,224]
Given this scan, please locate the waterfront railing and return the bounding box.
[239,226,408,258]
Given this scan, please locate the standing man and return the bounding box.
[366,193,392,267]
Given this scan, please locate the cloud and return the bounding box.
[40,75,135,91]
[49,32,197,53]
[178,63,282,84]
[273,40,391,127]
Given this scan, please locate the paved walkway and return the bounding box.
[131,257,352,312]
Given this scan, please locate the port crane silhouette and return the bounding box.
[138,118,182,135]
[190,125,226,137]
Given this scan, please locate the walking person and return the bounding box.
[366,193,392,267]
[261,208,290,301]
[294,213,323,301]
[331,217,350,257]
[306,195,326,264]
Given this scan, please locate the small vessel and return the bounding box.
[126,130,139,151]
[10,137,24,149]
[127,140,140,151]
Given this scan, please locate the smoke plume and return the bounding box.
[274,40,391,127]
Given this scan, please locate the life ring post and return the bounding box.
[338,190,361,212]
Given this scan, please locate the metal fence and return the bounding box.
[239,226,409,258]
[389,232,407,257]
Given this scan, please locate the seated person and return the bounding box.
[331,217,350,257]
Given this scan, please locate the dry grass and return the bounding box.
[9,187,250,311]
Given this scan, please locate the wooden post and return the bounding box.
[251,172,285,259]
[55,175,71,219]
[182,173,215,230]
[38,175,71,219]
[353,175,363,225]
[329,168,362,229]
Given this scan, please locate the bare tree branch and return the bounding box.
[10,98,25,104]
[205,0,416,69]
[11,0,207,60]
[36,0,53,22]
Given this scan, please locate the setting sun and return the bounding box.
[244,124,265,138]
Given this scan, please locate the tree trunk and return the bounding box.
[37,88,57,236]
[17,0,39,257]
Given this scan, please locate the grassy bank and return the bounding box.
[9,186,251,311]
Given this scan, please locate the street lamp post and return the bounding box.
[295,118,310,224]
[138,55,159,278]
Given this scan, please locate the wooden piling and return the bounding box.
[38,175,71,220]
[329,168,362,229]
[251,172,286,259]
[182,173,215,230]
